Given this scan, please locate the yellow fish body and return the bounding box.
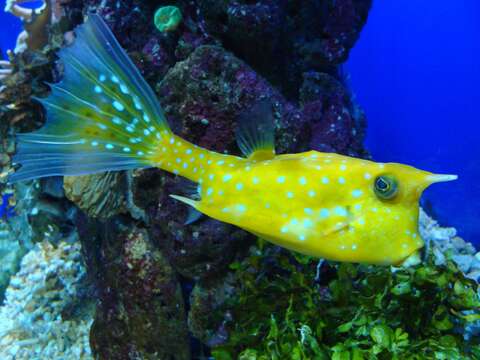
[10,15,457,266]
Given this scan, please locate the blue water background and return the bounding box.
[1,2,479,244]
[347,2,480,245]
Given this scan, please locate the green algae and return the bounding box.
[154,6,182,33]
[211,244,480,359]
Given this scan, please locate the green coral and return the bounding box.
[211,244,480,360]
[154,5,182,33]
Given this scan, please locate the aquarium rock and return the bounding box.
[0,241,93,360]
[86,221,191,360]
[199,0,372,95]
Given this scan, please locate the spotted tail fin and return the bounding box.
[9,14,170,182]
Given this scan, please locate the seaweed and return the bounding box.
[211,243,480,359]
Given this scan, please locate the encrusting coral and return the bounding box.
[154,5,183,33]
[0,241,93,360]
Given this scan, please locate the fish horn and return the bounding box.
[426,174,458,183]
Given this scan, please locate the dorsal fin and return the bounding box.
[235,100,276,161]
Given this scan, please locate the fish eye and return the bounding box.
[374,175,398,200]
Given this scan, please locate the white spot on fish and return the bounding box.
[299,177,307,185]
[321,176,329,184]
[105,143,114,150]
[236,204,247,212]
[281,226,288,233]
[340,164,347,171]
[206,188,213,196]
[319,209,329,219]
[286,191,294,198]
[123,147,131,152]
[304,208,313,215]
[352,244,357,250]
[277,176,286,183]
[308,190,316,197]
[94,85,102,93]
[364,172,372,180]
[303,219,313,228]
[183,163,188,169]
[252,176,260,184]
[352,189,363,198]
[338,176,346,184]
[120,83,129,94]
[236,183,244,190]
[334,206,348,216]
[91,141,98,147]
[111,75,119,83]
[99,74,106,82]
[299,234,306,241]
[113,101,124,111]
[186,149,192,155]
[223,174,232,182]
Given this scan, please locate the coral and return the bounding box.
[0,58,14,83]
[4,0,62,53]
[0,221,25,302]
[154,5,183,33]
[0,240,93,360]
[419,209,480,282]
[63,172,128,220]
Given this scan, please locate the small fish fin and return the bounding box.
[321,207,355,237]
[9,14,170,182]
[235,99,276,161]
[170,194,200,210]
[321,221,350,237]
[185,207,203,225]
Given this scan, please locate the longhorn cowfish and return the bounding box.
[9,15,457,266]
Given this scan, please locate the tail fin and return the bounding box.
[9,14,170,182]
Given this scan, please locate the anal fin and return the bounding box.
[170,194,204,224]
